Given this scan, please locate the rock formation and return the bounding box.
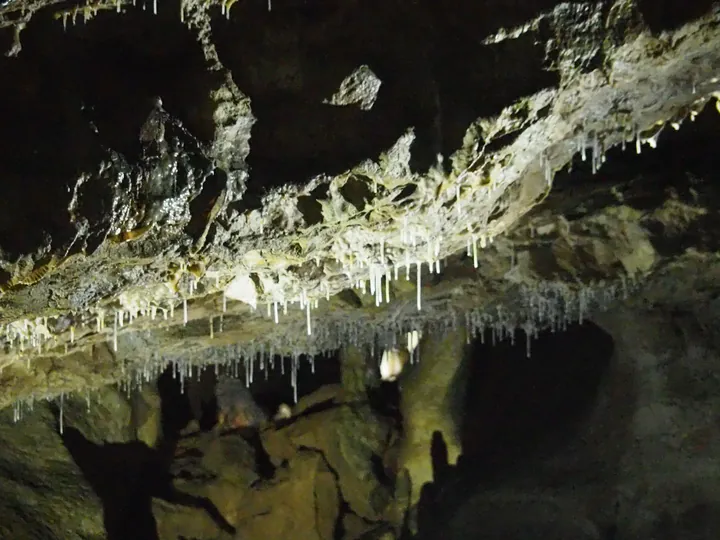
[0,0,719,538]
[0,0,716,406]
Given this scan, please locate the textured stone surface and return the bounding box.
[262,385,396,521]
[0,2,719,537]
[0,1,717,409]
[0,397,125,540]
[153,384,396,539]
[397,328,467,506]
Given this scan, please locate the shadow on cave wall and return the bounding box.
[56,422,235,540]
[54,349,343,540]
[409,321,615,538]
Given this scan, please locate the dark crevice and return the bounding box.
[459,321,613,482]
[482,129,524,155]
[432,33,561,161]
[542,99,720,222]
[295,443,345,540]
[249,350,342,414]
[336,289,364,308]
[393,184,418,204]
[158,366,194,437]
[185,169,226,242]
[296,196,323,226]
[367,380,403,434]
[297,184,330,227]
[339,176,374,212]
[168,350,343,437]
[638,0,717,33]
[235,429,276,480]
[56,387,235,540]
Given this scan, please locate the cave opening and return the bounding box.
[458,321,614,482]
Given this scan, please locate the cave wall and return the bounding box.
[3,297,720,539]
[0,382,155,540]
[414,301,720,539]
[595,304,720,539]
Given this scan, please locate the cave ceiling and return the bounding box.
[0,0,719,408]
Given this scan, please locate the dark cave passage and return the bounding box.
[413,322,616,540]
[158,349,342,438]
[210,0,562,197]
[0,3,218,258]
[547,100,720,261]
[459,321,614,478]
[552,96,720,218]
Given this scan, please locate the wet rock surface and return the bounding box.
[0,403,107,540]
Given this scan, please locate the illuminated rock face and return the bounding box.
[0,1,718,412]
[396,328,468,506]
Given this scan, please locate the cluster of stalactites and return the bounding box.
[5,271,633,435]
[54,0,273,30]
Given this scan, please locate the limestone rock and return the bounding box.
[63,385,135,445]
[0,0,718,408]
[154,434,340,540]
[262,387,395,521]
[231,451,340,540]
[132,384,162,448]
[340,346,371,398]
[154,432,258,539]
[397,328,468,506]
[0,403,105,539]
